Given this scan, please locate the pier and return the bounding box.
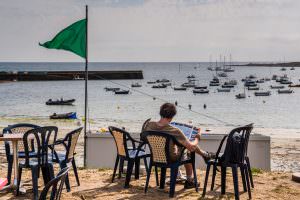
[0,70,143,81]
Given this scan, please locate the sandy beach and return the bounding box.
[0,167,299,200]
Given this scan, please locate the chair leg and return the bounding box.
[143,157,149,174]
[124,159,134,188]
[244,166,252,199]
[144,162,152,194]
[192,160,198,192]
[155,166,159,186]
[31,166,39,200]
[72,159,80,186]
[16,166,22,196]
[169,166,179,198]
[60,161,70,192]
[159,167,166,189]
[202,163,211,197]
[240,166,247,192]
[245,156,254,188]
[232,166,240,200]
[134,158,140,179]
[119,157,124,179]
[112,155,119,183]
[221,166,227,195]
[7,156,13,185]
[211,163,217,191]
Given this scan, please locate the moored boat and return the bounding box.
[46,98,75,105]
[236,93,246,99]
[270,85,285,89]
[209,82,220,86]
[181,82,196,88]
[173,87,187,91]
[50,112,77,119]
[104,87,120,92]
[131,83,142,87]
[152,84,167,89]
[254,91,271,96]
[247,86,260,90]
[193,89,209,94]
[221,84,234,88]
[194,86,207,89]
[289,84,300,88]
[278,89,294,94]
[217,88,231,92]
[115,90,130,94]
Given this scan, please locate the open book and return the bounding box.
[170,122,199,141]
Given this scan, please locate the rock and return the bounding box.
[292,173,300,183]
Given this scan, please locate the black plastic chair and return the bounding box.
[51,127,82,192]
[3,123,40,185]
[16,126,58,200]
[143,131,198,198]
[108,126,150,188]
[202,124,253,200]
[39,167,70,200]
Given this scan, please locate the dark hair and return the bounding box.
[160,103,177,119]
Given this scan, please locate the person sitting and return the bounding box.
[143,102,214,188]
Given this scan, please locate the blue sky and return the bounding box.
[0,0,300,62]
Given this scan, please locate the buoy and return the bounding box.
[175,101,178,106]
[203,104,207,109]
[188,104,192,110]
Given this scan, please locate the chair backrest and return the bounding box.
[23,126,58,167]
[142,131,184,165]
[222,124,253,164]
[64,127,83,162]
[108,126,136,158]
[3,123,40,152]
[39,167,70,200]
[140,118,151,142]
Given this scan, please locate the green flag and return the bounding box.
[39,19,86,58]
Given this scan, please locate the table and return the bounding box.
[0,134,26,191]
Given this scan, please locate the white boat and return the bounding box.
[236,93,246,99]
[193,89,209,94]
[131,83,142,87]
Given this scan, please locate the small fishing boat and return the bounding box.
[207,67,213,71]
[248,75,256,79]
[247,86,260,90]
[217,88,231,92]
[225,80,237,85]
[104,87,120,92]
[181,82,196,88]
[270,85,285,89]
[50,112,77,119]
[254,91,271,96]
[244,81,257,87]
[156,79,170,83]
[187,75,195,79]
[193,89,209,94]
[289,84,300,88]
[280,80,292,85]
[236,93,246,99]
[115,90,130,94]
[256,79,265,83]
[272,75,278,80]
[290,67,295,70]
[152,84,167,89]
[194,86,207,89]
[223,67,235,72]
[222,84,234,88]
[173,87,187,91]
[46,98,75,105]
[217,72,228,77]
[147,81,156,84]
[281,67,287,71]
[278,89,294,94]
[131,83,142,87]
[209,82,220,87]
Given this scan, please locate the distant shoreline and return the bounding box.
[231,62,300,67]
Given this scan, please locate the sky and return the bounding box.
[0,0,300,62]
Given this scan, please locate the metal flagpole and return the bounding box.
[84,4,88,168]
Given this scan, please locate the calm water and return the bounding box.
[0,62,300,138]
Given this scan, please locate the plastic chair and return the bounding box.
[202,124,253,200]
[16,126,58,200]
[39,167,70,200]
[3,123,40,185]
[143,131,198,198]
[51,127,82,192]
[108,126,150,188]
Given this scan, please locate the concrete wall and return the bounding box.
[86,133,270,170]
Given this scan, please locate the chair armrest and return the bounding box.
[214,135,228,162]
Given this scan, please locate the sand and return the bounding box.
[0,168,299,200]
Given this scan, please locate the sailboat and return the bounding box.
[224,54,235,72]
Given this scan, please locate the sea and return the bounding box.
[0,62,300,139]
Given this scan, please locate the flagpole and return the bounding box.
[84,4,88,168]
